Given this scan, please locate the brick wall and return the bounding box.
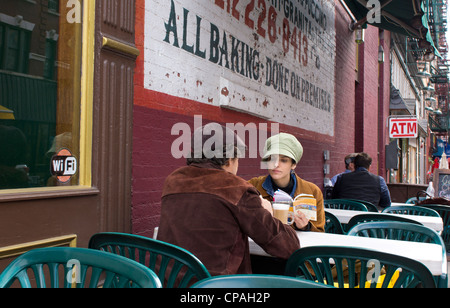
[378,31,391,177]
[354,26,391,172]
[329,3,357,176]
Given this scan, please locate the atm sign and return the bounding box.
[389,118,418,138]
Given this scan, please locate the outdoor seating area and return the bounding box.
[250,198,450,288]
[0,198,449,288]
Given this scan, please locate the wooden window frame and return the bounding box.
[0,0,96,201]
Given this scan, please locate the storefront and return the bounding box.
[0,0,137,267]
[388,39,436,185]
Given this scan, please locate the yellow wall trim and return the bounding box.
[0,235,77,260]
[79,0,96,187]
[102,36,140,57]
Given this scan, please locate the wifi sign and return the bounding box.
[50,149,78,183]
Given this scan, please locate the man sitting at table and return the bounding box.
[332,152,391,209]
[330,153,357,186]
[158,123,301,276]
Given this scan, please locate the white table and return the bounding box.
[325,209,444,232]
[249,231,447,276]
[390,202,412,206]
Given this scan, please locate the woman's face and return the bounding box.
[267,155,297,186]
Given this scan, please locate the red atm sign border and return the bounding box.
[389,118,418,138]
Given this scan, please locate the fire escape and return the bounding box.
[426,0,450,141]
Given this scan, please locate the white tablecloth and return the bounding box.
[325,209,443,232]
[249,231,447,276]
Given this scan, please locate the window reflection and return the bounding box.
[0,1,82,189]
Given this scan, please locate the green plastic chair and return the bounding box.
[345,213,423,231]
[284,246,436,288]
[419,205,450,252]
[347,221,448,288]
[382,206,440,217]
[324,199,368,211]
[324,210,345,234]
[0,247,161,288]
[89,232,211,287]
[191,274,331,288]
[406,197,427,205]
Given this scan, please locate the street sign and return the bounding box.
[389,117,418,138]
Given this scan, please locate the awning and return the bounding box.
[433,138,450,157]
[0,105,14,120]
[342,0,441,58]
[390,86,414,115]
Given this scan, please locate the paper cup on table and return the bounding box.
[272,201,294,225]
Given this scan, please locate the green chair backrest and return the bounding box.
[346,221,448,288]
[406,197,427,204]
[382,206,440,217]
[191,274,332,288]
[324,199,368,211]
[284,246,436,288]
[347,221,443,244]
[341,199,379,212]
[346,213,422,231]
[419,205,450,252]
[324,210,345,234]
[89,232,211,288]
[0,247,161,288]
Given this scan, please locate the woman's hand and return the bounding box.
[293,210,310,230]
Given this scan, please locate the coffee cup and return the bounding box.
[272,201,294,225]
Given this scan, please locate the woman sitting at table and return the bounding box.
[249,133,325,232]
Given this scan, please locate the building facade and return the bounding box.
[0,0,444,262]
[132,0,392,237]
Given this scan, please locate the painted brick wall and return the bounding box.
[141,0,336,135]
[328,3,356,176]
[362,27,381,164]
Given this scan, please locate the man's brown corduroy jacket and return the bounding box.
[158,162,300,276]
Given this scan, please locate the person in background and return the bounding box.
[332,152,391,208]
[431,157,440,174]
[330,153,358,186]
[249,133,325,232]
[158,124,301,276]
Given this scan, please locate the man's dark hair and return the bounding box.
[354,152,372,169]
[187,146,241,167]
[186,123,246,167]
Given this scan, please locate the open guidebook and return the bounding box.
[273,190,317,221]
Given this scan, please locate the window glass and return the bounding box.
[0,1,82,189]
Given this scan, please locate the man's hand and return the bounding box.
[260,196,273,216]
